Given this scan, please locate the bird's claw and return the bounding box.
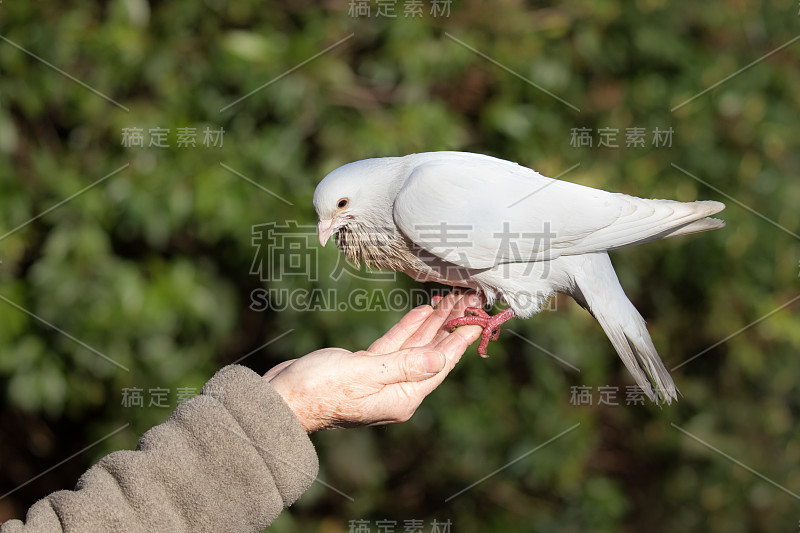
[465,306,490,318]
[445,308,515,357]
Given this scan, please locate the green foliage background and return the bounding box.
[1,1,799,531]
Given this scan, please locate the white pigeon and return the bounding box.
[313,151,726,404]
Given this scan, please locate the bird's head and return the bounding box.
[312,157,405,247]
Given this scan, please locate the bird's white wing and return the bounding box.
[393,155,724,269]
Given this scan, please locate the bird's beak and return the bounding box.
[317,218,335,246]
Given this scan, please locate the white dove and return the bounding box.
[313,151,725,404]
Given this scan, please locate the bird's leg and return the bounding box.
[446,308,515,357]
[462,307,500,340]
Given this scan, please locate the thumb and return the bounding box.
[374,349,446,384]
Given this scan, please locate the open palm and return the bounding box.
[264,291,483,432]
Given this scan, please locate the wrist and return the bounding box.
[270,379,319,433]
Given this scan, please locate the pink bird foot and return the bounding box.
[446,307,515,357]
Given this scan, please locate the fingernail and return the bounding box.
[467,293,482,307]
[419,351,446,374]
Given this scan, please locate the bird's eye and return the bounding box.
[337,198,349,209]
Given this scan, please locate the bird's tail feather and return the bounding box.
[626,216,726,248]
[571,253,679,405]
[599,199,726,253]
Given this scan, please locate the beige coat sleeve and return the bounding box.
[1,365,319,533]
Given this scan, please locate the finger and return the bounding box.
[404,324,483,397]
[429,291,485,345]
[404,324,482,396]
[367,304,435,354]
[263,359,296,381]
[369,348,447,386]
[399,290,463,349]
[435,324,483,367]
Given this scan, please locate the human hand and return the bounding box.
[264,292,483,433]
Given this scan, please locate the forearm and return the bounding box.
[1,365,318,533]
